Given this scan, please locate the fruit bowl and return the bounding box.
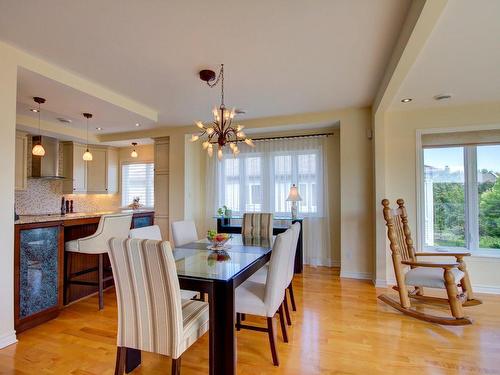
[207,231,232,250]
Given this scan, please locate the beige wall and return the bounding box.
[340,108,374,278]
[0,45,17,348]
[118,144,154,164]
[382,102,500,292]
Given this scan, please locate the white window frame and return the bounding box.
[120,161,155,208]
[416,125,500,257]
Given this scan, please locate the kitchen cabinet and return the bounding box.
[62,142,118,194]
[15,131,28,191]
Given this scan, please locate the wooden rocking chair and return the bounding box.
[378,199,482,325]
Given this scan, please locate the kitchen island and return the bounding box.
[14,209,154,332]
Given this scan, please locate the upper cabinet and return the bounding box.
[62,142,118,194]
[15,131,28,191]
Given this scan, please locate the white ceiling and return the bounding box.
[0,0,410,130]
[17,68,156,134]
[392,0,500,110]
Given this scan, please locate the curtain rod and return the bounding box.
[245,132,334,142]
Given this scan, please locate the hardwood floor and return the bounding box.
[1,266,500,374]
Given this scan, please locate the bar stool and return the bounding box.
[64,213,133,310]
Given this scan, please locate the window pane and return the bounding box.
[423,147,465,247]
[274,155,292,213]
[478,145,500,249]
[121,163,154,207]
[223,158,240,212]
[245,157,262,212]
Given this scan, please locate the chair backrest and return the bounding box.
[77,213,133,254]
[264,228,293,317]
[129,225,163,240]
[108,238,184,358]
[381,199,416,263]
[286,222,301,284]
[242,213,273,239]
[171,220,198,247]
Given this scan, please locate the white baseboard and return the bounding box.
[340,271,373,280]
[373,279,388,288]
[304,259,340,267]
[472,284,500,295]
[0,331,17,349]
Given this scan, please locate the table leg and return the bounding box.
[209,280,236,375]
[125,348,141,373]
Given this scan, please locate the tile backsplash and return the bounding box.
[15,179,121,215]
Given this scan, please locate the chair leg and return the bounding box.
[444,269,465,319]
[283,295,292,326]
[288,283,297,311]
[278,304,289,343]
[98,253,104,310]
[457,259,475,301]
[171,356,181,375]
[236,313,241,331]
[114,347,126,375]
[241,313,246,321]
[266,317,279,366]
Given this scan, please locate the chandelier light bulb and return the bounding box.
[230,108,236,119]
[217,148,223,161]
[131,142,138,158]
[244,138,255,147]
[32,143,45,156]
[202,141,210,149]
[237,131,245,138]
[196,121,204,129]
[190,134,199,142]
[207,144,214,157]
[83,149,93,161]
[236,125,244,132]
[229,142,236,150]
[206,127,214,135]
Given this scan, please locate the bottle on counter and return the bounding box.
[70,200,74,213]
[60,196,66,215]
[65,199,70,213]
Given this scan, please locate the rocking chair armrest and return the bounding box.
[401,260,459,269]
[415,252,471,259]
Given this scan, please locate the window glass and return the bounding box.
[423,147,465,247]
[478,145,500,249]
[121,163,154,207]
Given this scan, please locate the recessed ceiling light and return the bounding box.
[401,98,412,103]
[57,117,72,124]
[30,108,40,113]
[434,94,452,101]
[135,123,141,127]
[96,127,103,131]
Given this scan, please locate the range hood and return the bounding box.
[30,135,67,179]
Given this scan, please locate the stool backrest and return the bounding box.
[77,213,132,254]
[264,228,293,316]
[171,220,198,247]
[129,225,163,240]
[108,238,184,357]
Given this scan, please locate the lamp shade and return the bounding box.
[286,184,302,202]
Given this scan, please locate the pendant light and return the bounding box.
[82,113,93,161]
[131,142,138,158]
[32,97,46,156]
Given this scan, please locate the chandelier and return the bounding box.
[191,64,254,160]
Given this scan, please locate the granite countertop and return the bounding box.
[15,208,154,225]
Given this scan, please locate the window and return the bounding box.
[216,146,323,217]
[422,144,500,251]
[121,163,154,208]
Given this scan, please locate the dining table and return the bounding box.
[124,234,273,375]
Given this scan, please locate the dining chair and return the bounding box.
[65,213,133,310]
[171,220,198,247]
[235,228,293,366]
[108,238,209,375]
[129,225,199,301]
[241,213,274,239]
[248,222,301,326]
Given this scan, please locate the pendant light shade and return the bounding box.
[83,149,93,161]
[82,113,93,161]
[32,143,46,156]
[32,97,46,156]
[131,142,138,158]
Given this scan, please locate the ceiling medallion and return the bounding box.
[191,64,254,160]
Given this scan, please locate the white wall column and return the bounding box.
[0,45,18,348]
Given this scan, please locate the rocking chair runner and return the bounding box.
[378,199,482,325]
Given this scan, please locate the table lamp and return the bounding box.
[286,184,302,219]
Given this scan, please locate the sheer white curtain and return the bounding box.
[206,136,332,266]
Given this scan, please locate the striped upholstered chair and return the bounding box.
[242,213,274,239]
[108,238,209,375]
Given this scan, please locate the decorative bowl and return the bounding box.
[206,232,232,250]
